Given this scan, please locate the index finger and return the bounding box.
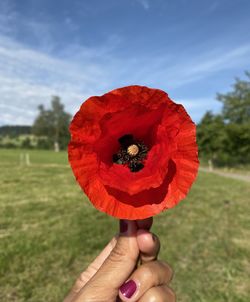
[64,236,117,302]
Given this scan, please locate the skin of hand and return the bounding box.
[64,218,175,302]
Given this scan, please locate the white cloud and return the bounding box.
[0,3,250,126]
[208,1,220,13]
[1,31,249,125]
[131,44,250,89]
[65,17,79,31]
[0,35,112,125]
[136,0,150,10]
[0,0,17,34]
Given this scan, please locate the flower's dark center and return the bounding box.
[112,134,148,172]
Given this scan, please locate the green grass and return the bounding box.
[0,148,68,165]
[0,149,249,302]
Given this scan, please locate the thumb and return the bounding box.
[80,220,139,299]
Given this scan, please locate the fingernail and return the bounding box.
[120,220,128,233]
[120,280,137,298]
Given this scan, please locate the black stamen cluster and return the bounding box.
[112,134,148,172]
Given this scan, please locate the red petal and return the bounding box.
[68,86,199,219]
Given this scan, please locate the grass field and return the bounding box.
[0,149,249,302]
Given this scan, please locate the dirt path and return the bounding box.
[199,167,250,183]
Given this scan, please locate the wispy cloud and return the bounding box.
[0,1,250,125]
[1,30,250,125]
[0,0,17,34]
[0,104,36,124]
[0,35,111,125]
[130,44,250,89]
[177,97,222,121]
[208,1,220,13]
[136,0,150,10]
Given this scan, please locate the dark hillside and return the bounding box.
[0,125,31,137]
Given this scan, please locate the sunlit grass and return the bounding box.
[0,149,249,301]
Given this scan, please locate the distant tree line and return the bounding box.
[0,73,249,165]
[0,96,71,151]
[197,72,250,167]
[0,125,31,137]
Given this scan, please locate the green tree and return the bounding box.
[198,72,250,167]
[21,137,32,149]
[33,96,71,151]
[37,138,51,150]
[217,71,250,124]
[224,123,250,165]
[197,111,228,166]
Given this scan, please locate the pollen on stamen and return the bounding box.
[127,144,139,157]
[113,134,148,172]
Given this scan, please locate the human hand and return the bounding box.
[64,218,175,302]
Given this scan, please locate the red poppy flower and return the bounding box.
[68,85,199,219]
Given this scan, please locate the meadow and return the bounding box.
[0,149,249,302]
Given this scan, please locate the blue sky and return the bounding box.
[0,0,250,125]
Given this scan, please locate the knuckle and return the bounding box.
[141,262,156,282]
[147,265,156,281]
[79,271,86,282]
[71,273,87,293]
[144,286,171,302]
[78,271,89,284]
[158,296,168,302]
[150,294,165,302]
[167,287,176,302]
[108,242,127,263]
[159,261,174,281]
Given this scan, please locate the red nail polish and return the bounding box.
[120,280,137,298]
[119,220,128,233]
